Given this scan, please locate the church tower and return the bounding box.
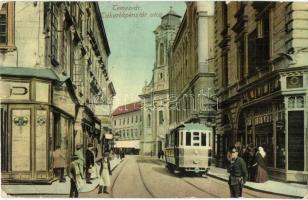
[153,7,181,91]
[139,7,181,156]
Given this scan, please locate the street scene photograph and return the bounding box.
[1,1,308,198]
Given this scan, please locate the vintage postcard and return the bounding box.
[1,1,308,198]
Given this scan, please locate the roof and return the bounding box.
[0,66,80,105]
[112,102,141,116]
[179,123,212,132]
[94,2,111,56]
[0,67,70,82]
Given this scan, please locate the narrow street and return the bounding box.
[80,156,287,198]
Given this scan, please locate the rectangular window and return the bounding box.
[180,131,183,146]
[0,7,7,44]
[1,107,8,172]
[0,3,14,47]
[222,53,228,87]
[288,111,304,171]
[51,4,59,64]
[248,29,258,76]
[186,132,191,146]
[238,37,245,80]
[201,132,206,146]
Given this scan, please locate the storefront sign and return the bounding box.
[0,80,30,100]
[243,78,280,104]
[36,82,50,103]
[12,109,31,171]
[53,86,75,116]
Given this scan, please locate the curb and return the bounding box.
[206,173,303,198]
[4,159,123,196]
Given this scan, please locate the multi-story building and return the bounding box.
[112,102,142,154]
[214,2,308,182]
[0,2,114,183]
[169,2,216,135]
[139,9,181,156]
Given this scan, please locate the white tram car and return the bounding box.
[165,123,212,175]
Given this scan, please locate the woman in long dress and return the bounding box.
[97,152,112,194]
[254,146,269,183]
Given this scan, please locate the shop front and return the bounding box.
[233,72,308,182]
[0,67,77,183]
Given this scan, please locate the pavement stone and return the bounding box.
[208,166,308,198]
[1,157,123,196]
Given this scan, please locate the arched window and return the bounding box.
[147,114,151,127]
[159,43,164,65]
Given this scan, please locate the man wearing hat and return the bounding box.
[75,144,85,179]
[227,146,248,198]
[69,155,82,198]
[85,143,95,184]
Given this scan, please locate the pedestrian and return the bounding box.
[120,149,125,160]
[253,146,269,183]
[69,155,82,198]
[161,150,164,159]
[75,144,85,178]
[96,152,112,194]
[52,145,66,183]
[227,146,248,198]
[242,145,253,181]
[85,143,95,184]
[158,150,161,159]
[90,147,99,179]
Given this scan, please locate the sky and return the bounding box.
[99,2,186,109]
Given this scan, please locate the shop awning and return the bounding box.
[105,133,113,140]
[115,140,140,149]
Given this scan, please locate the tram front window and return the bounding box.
[186,132,191,146]
[193,132,200,146]
[201,132,206,146]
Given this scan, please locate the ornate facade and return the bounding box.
[214,2,308,182]
[169,2,216,135]
[0,2,115,183]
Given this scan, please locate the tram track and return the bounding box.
[110,160,128,198]
[136,159,157,198]
[179,176,220,197]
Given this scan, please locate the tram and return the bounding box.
[165,123,212,175]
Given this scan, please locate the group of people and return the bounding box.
[227,144,269,198]
[52,144,113,198]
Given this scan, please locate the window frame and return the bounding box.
[0,2,15,49]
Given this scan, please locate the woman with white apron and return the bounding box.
[96,152,112,194]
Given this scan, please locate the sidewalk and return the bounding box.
[208,166,308,198]
[2,157,123,196]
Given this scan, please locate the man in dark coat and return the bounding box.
[69,155,80,198]
[85,144,95,184]
[227,146,248,198]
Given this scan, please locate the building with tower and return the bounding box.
[139,8,181,156]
